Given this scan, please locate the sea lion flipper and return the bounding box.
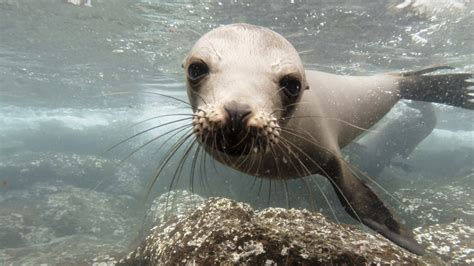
[398,68,473,110]
[325,157,425,255]
[362,218,425,256]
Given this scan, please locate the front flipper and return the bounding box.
[324,157,425,255]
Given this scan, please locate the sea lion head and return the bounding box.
[184,24,309,156]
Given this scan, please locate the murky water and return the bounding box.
[0,0,473,264]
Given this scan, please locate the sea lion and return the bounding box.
[183,23,473,255]
[348,101,437,177]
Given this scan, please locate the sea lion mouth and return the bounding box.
[192,106,280,156]
[212,127,268,156]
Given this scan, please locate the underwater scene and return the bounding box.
[0,0,473,264]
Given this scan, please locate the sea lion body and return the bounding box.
[184,23,473,255]
[208,71,402,179]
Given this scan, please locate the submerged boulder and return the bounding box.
[120,197,424,265]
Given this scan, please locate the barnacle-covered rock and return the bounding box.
[120,197,424,265]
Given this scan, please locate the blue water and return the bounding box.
[0,0,473,264]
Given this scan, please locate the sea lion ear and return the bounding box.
[305,85,310,90]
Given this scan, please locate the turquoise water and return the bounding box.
[0,0,473,263]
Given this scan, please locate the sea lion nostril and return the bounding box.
[223,101,253,131]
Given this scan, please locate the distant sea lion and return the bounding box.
[182,23,472,255]
[348,101,437,177]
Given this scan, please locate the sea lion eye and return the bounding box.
[280,76,301,98]
[188,62,209,82]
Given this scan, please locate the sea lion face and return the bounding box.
[184,24,308,156]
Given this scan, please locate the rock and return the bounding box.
[415,221,474,264]
[120,197,423,265]
[141,190,206,235]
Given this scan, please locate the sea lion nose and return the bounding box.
[223,101,252,131]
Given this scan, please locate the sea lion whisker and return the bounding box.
[106,117,192,152]
[164,138,199,215]
[280,137,340,224]
[299,178,318,215]
[130,113,195,128]
[274,140,318,212]
[119,124,191,164]
[210,129,223,176]
[282,100,311,110]
[249,176,259,192]
[255,146,264,176]
[269,108,286,116]
[190,90,208,105]
[289,126,404,207]
[248,151,265,193]
[198,145,208,195]
[281,130,406,234]
[257,175,265,198]
[96,124,192,190]
[210,137,229,167]
[246,142,261,175]
[241,149,255,175]
[281,115,374,133]
[273,140,306,178]
[145,131,194,204]
[294,126,407,212]
[267,178,272,207]
[279,127,326,151]
[341,160,406,207]
[173,138,200,192]
[189,142,202,195]
[264,145,283,206]
[236,146,250,171]
[235,139,255,171]
[263,86,287,110]
[237,133,262,171]
[277,138,340,223]
[93,125,190,191]
[161,135,197,202]
[199,135,213,196]
[277,136,323,214]
[308,175,340,224]
[233,145,251,171]
[141,91,195,109]
[271,143,295,209]
[233,127,253,149]
[282,179,291,209]
[278,136,362,223]
[269,144,282,179]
